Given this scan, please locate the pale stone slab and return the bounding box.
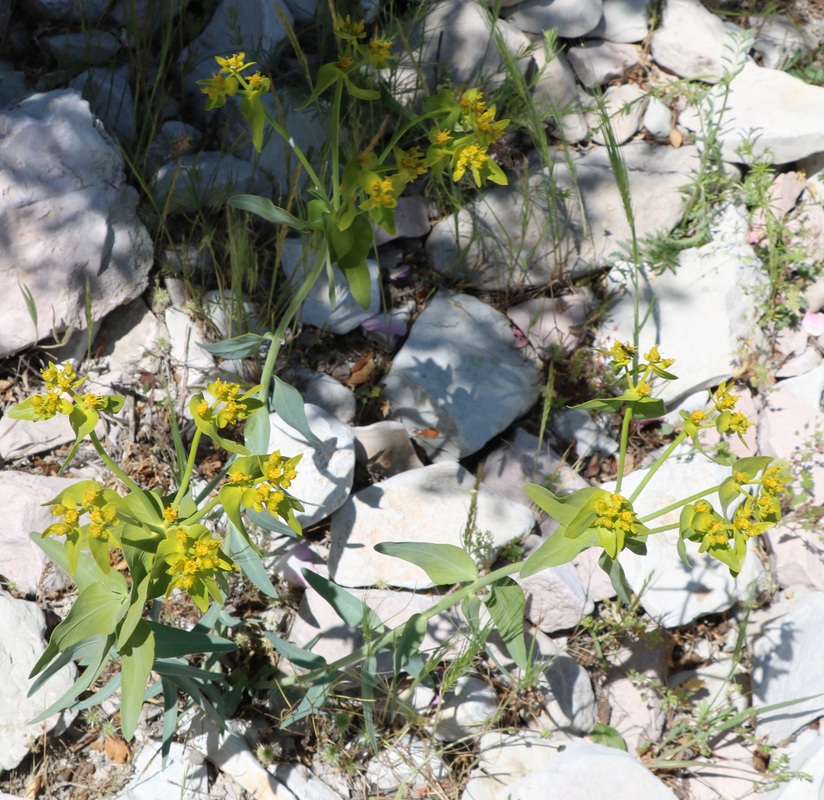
[329,462,536,589]
[381,292,543,462]
[505,0,603,38]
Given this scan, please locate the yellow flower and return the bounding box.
[367,37,393,65]
[728,412,751,435]
[338,54,353,71]
[246,72,269,93]
[432,128,452,146]
[30,391,64,420]
[689,409,706,425]
[364,176,398,209]
[453,144,489,185]
[636,381,652,398]
[41,363,59,389]
[164,506,179,523]
[608,339,636,369]
[82,393,102,409]
[216,53,247,74]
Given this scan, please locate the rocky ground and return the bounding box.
[4,0,824,799]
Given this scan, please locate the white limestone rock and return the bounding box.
[0,471,79,594]
[181,0,293,75]
[588,82,648,145]
[265,404,355,528]
[757,364,824,507]
[702,61,824,164]
[608,459,768,628]
[590,0,652,43]
[151,151,260,212]
[530,49,589,143]
[642,96,673,138]
[328,462,536,589]
[427,142,700,287]
[113,741,209,800]
[431,675,499,742]
[395,0,532,100]
[69,65,135,142]
[351,420,425,479]
[519,562,594,633]
[365,735,449,792]
[25,0,109,22]
[0,90,152,358]
[164,306,216,390]
[288,584,464,669]
[567,40,639,89]
[461,730,577,800]
[650,0,744,83]
[597,204,765,407]
[501,741,678,799]
[382,291,543,461]
[505,0,603,38]
[752,591,824,745]
[767,519,824,592]
[40,30,122,63]
[0,412,75,461]
[506,289,594,356]
[0,591,76,771]
[750,14,817,71]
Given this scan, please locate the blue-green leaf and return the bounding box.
[272,376,323,447]
[229,195,312,232]
[485,577,528,671]
[302,570,383,632]
[373,542,478,585]
[198,333,271,359]
[119,620,155,740]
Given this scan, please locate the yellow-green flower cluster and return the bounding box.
[240,450,299,516]
[196,51,271,110]
[425,89,510,188]
[679,380,753,445]
[602,340,676,403]
[160,524,235,610]
[28,362,80,420]
[593,492,642,559]
[44,484,121,544]
[196,379,257,428]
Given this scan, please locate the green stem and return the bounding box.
[259,106,326,199]
[641,522,680,535]
[628,431,688,504]
[184,495,222,524]
[330,79,344,212]
[277,559,523,689]
[173,429,203,507]
[257,246,328,410]
[614,408,633,495]
[638,483,724,524]
[376,109,442,164]
[88,431,159,522]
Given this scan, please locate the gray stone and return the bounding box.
[519,562,594,633]
[597,204,764,406]
[40,30,122,64]
[642,96,673,138]
[427,142,700,287]
[608,459,768,628]
[752,592,824,745]
[590,0,651,43]
[266,404,355,528]
[0,90,153,358]
[0,591,76,771]
[567,40,639,89]
[69,65,135,142]
[164,306,216,389]
[767,519,824,592]
[714,61,824,164]
[0,412,75,461]
[432,675,498,742]
[181,0,294,75]
[329,462,536,589]
[289,584,463,668]
[382,292,543,461]
[272,762,346,800]
[373,195,430,245]
[550,408,620,460]
[750,14,817,71]
[506,289,594,355]
[461,730,577,800]
[759,729,824,800]
[151,151,259,212]
[351,420,425,479]
[651,0,745,83]
[293,371,357,426]
[0,62,28,109]
[109,0,190,36]
[0,471,77,594]
[365,735,449,792]
[113,741,209,800]
[588,82,648,145]
[530,49,589,143]
[757,364,824,507]
[505,0,604,38]
[25,0,109,23]
[531,651,598,735]
[502,741,677,799]
[396,0,532,99]
[280,239,381,335]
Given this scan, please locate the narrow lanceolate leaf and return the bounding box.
[522,485,603,528]
[393,614,427,678]
[229,195,312,232]
[302,570,384,632]
[119,620,155,741]
[520,526,598,578]
[198,332,271,359]
[272,376,324,447]
[373,542,479,585]
[485,578,528,671]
